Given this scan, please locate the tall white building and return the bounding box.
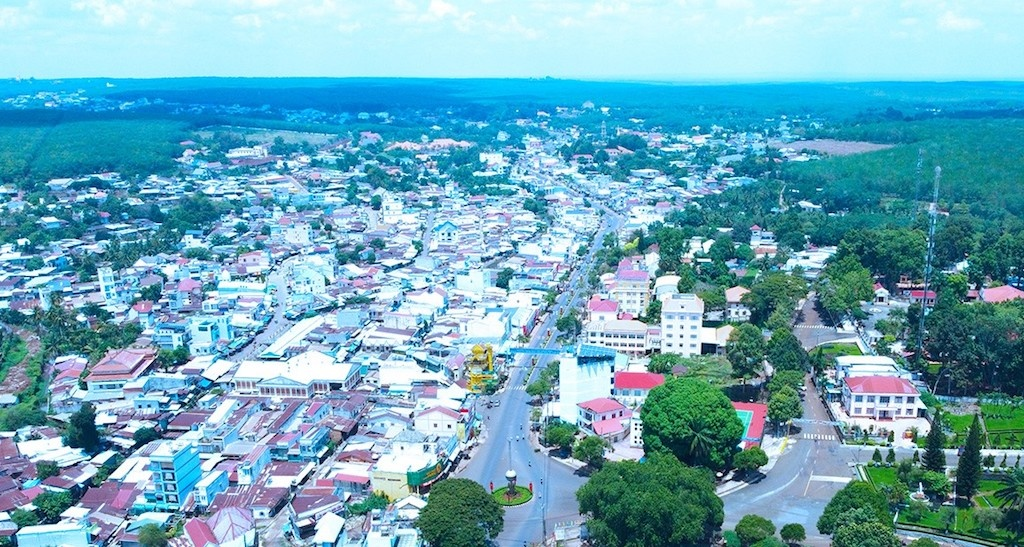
[660,293,704,356]
[558,345,624,424]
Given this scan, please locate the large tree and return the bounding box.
[65,402,100,453]
[641,377,744,470]
[573,435,609,469]
[766,328,808,372]
[576,453,723,547]
[767,386,803,431]
[817,481,891,535]
[923,412,947,473]
[416,479,503,547]
[957,413,983,501]
[137,523,168,547]
[831,521,900,547]
[727,323,767,379]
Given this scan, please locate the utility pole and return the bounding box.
[916,166,941,368]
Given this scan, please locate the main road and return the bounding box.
[458,210,624,546]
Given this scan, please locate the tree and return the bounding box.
[995,468,1024,533]
[733,447,768,474]
[831,521,900,547]
[36,460,59,480]
[779,523,805,545]
[958,413,983,501]
[416,479,503,547]
[495,267,515,289]
[648,353,684,374]
[576,453,723,547]
[137,523,168,547]
[555,310,582,337]
[642,377,744,471]
[525,377,551,399]
[908,539,940,547]
[348,492,389,515]
[65,402,100,453]
[872,448,883,464]
[735,514,775,547]
[766,329,807,372]
[766,370,804,395]
[34,490,73,522]
[573,436,609,469]
[543,422,578,454]
[817,481,890,535]
[11,508,39,528]
[727,323,767,379]
[133,427,162,448]
[767,386,802,431]
[370,194,382,210]
[923,413,947,473]
[973,506,1003,532]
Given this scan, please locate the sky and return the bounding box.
[0,0,1022,81]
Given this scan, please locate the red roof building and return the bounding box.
[842,376,925,420]
[981,284,1024,304]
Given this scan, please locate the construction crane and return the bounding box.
[466,343,497,394]
[915,166,941,365]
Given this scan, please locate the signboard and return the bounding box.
[407,461,443,487]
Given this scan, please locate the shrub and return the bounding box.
[736,514,776,547]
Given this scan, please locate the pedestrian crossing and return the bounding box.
[794,325,834,330]
[508,384,526,392]
[799,433,838,441]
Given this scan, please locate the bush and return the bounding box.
[736,514,776,546]
[779,523,805,545]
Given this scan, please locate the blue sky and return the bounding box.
[1,0,1021,81]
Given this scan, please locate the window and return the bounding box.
[867,396,875,403]
[854,407,861,414]
[879,396,890,405]
[447,424,452,429]
[854,395,863,403]
[895,396,903,404]
[907,397,915,405]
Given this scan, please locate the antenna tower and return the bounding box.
[600,120,607,144]
[913,148,924,219]
[915,165,941,366]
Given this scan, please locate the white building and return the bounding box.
[558,345,625,424]
[660,293,704,356]
[725,286,752,322]
[842,376,926,419]
[584,319,650,355]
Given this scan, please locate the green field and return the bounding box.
[0,113,186,187]
[818,343,862,357]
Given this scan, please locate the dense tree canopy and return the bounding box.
[416,479,503,547]
[576,454,723,547]
[642,377,744,470]
[65,402,101,454]
[727,323,767,379]
[817,481,891,535]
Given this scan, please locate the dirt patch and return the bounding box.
[0,328,41,396]
[770,139,895,156]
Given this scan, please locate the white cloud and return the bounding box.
[73,0,129,27]
[233,13,263,28]
[425,0,459,20]
[0,5,31,29]
[588,1,630,18]
[937,11,981,32]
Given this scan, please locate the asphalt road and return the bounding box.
[457,210,623,545]
[723,376,856,544]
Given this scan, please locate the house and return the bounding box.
[16,522,90,547]
[576,398,630,443]
[84,347,158,400]
[724,286,751,322]
[612,371,664,407]
[413,406,465,439]
[842,376,926,420]
[873,283,890,304]
[908,290,936,307]
[433,221,459,247]
[981,284,1024,304]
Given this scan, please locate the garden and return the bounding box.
[939,398,1024,449]
[863,461,1019,545]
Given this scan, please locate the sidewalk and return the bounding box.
[717,431,791,496]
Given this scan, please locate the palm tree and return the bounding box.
[681,419,714,466]
[996,468,1024,534]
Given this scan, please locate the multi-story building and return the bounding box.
[842,376,926,420]
[725,286,752,322]
[660,293,704,356]
[584,319,650,355]
[84,347,158,401]
[609,269,651,318]
[558,345,625,424]
[141,440,202,511]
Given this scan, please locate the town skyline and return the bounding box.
[2,0,1023,81]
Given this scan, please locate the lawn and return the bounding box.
[981,403,1024,438]
[818,342,862,357]
[866,464,1018,544]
